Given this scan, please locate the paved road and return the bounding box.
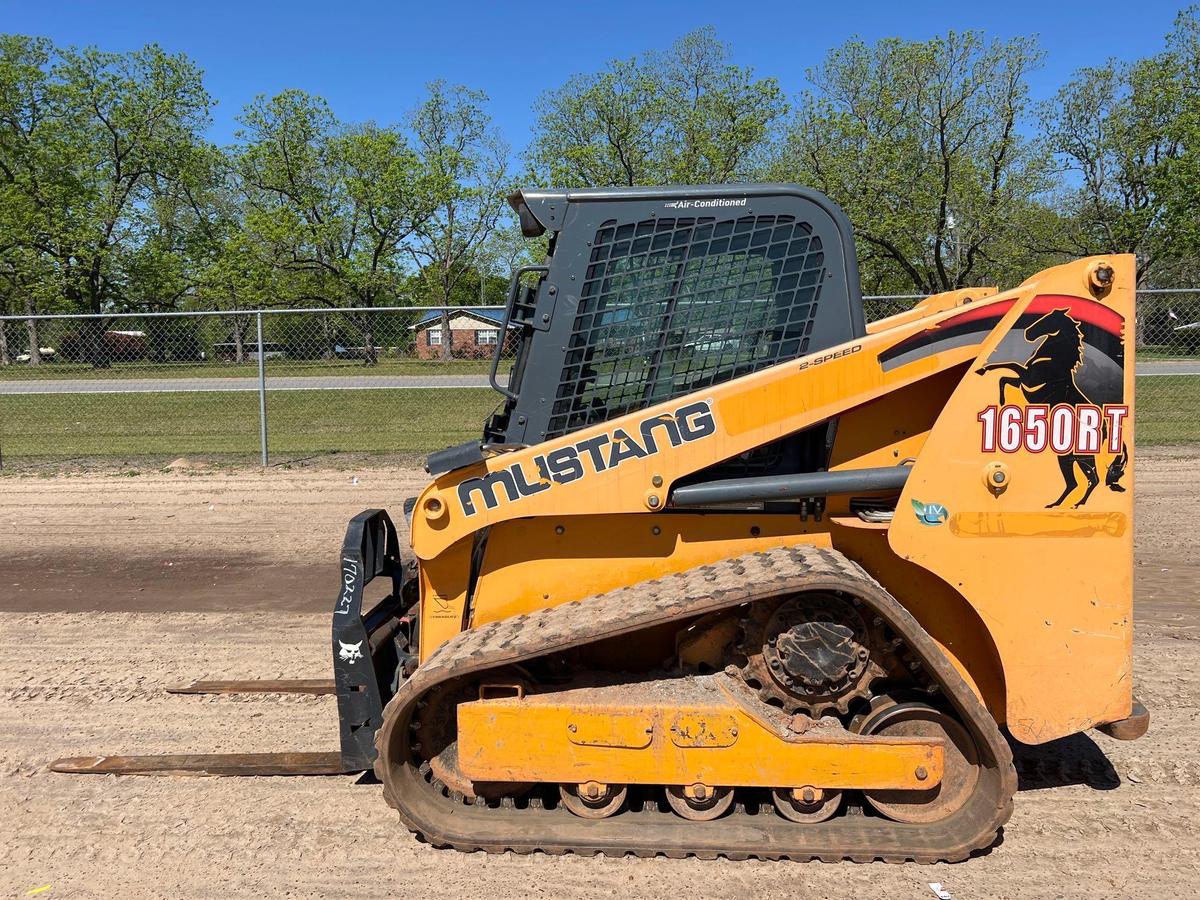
[1137,360,1200,376]
[0,373,502,394]
[0,362,1193,395]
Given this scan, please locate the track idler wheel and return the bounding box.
[771,786,843,823]
[415,671,532,800]
[853,698,981,824]
[560,782,627,819]
[665,785,734,821]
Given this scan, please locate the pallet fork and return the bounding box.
[51,510,413,778]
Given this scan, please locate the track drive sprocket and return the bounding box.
[736,591,899,716]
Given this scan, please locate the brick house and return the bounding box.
[410,308,516,360]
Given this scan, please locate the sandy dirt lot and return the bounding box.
[2,450,1198,898]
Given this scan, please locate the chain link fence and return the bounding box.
[0,293,1196,469]
[1134,289,1200,446]
[0,306,516,468]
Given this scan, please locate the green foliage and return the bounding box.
[406,81,511,358]
[3,18,1200,346]
[234,91,437,312]
[771,31,1053,293]
[0,36,212,314]
[1158,6,1200,277]
[528,27,786,187]
[1039,8,1200,282]
[0,41,522,368]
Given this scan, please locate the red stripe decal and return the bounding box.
[932,300,1015,329]
[1024,294,1124,335]
[881,293,1124,362]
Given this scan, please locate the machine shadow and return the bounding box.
[1007,732,1121,792]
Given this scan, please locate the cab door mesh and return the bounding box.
[547,213,826,439]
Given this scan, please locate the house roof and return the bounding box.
[408,307,511,330]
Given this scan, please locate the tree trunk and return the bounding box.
[233,317,247,365]
[363,324,378,367]
[439,308,452,362]
[82,318,110,369]
[23,296,41,366]
[362,308,378,367]
[24,318,41,366]
[362,327,376,366]
[84,276,111,369]
[321,314,332,360]
[0,320,10,366]
[348,309,379,367]
[442,204,456,363]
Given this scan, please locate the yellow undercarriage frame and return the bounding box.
[457,682,944,793]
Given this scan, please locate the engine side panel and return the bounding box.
[889,257,1135,744]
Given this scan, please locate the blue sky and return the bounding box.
[1,0,1187,154]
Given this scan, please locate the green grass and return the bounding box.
[0,357,511,380]
[0,388,501,458]
[3,351,1188,379]
[1137,347,1200,361]
[1137,375,1200,445]
[1,377,1195,465]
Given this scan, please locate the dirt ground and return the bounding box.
[2,449,1198,898]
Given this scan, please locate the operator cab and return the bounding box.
[427,184,865,477]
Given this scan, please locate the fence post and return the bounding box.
[256,310,269,467]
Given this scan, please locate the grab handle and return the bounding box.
[489,264,550,401]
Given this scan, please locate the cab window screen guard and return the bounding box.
[547,214,826,438]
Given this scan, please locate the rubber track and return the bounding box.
[373,545,1017,862]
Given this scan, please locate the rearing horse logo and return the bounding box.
[976,307,1127,508]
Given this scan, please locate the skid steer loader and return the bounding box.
[56,184,1147,862]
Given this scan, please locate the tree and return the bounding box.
[0,248,52,366]
[0,35,62,365]
[0,246,62,365]
[172,143,267,363]
[407,81,510,360]
[0,37,213,365]
[772,31,1052,294]
[333,121,437,360]
[529,27,786,187]
[403,264,509,308]
[1157,6,1200,279]
[1037,7,1200,287]
[1041,53,1182,279]
[0,194,32,365]
[123,144,228,316]
[233,90,335,314]
[234,90,435,363]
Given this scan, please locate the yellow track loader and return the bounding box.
[57,184,1148,862]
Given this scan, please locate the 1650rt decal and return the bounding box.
[975,305,1129,508]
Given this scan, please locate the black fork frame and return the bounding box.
[333,509,413,771]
